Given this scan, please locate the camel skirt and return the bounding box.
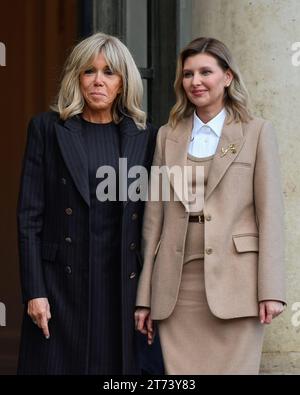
[158,222,265,375]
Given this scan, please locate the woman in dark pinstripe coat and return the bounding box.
[17,32,163,375]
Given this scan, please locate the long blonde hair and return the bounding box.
[168,37,252,128]
[52,32,146,129]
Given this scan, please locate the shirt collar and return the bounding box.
[192,108,226,138]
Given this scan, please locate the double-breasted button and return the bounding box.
[61,177,67,185]
[130,242,136,251]
[129,272,136,279]
[65,237,72,244]
[136,186,140,194]
[65,208,73,216]
[65,265,72,274]
[206,248,213,255]
[132,213,138,221]
[206,215,212,221]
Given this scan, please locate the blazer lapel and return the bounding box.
[165,116,193,211]
[55,116,90,207]
[118,116,149,208]
[205,118,245,201]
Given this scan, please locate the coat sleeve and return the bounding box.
[17,117,48,303]
[136,126,165,308]
[254,120,286,304]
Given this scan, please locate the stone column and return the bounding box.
[191,0,300,374]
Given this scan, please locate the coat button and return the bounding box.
[65,265,72,274]
[129,272,136,279]
[130,242,136,250]
[206,215,212,221]
[65,237,72,244]
[132,213,138,221]
[61,178,67,185]
[65,208,73,216]
[136,186,140,193]
[206,248,213,255]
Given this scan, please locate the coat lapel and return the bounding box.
[165,116,193,211]
[164,115,246,208]
[205,118,245,200]
[118,116,150,208]
[55,115,150,208]
[55,116,90,206]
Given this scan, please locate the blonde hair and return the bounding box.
[168,37,252,128]
[52,32,146,129]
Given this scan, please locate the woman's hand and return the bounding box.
[28,297,51,339]
[259,300,285,324]
[135,307,155,345]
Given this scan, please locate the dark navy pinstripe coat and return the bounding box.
[17,111,163,374]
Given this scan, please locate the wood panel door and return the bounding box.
[0,0,78,374]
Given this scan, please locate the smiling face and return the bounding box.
[80,52,123,123]
[182,53,233,120]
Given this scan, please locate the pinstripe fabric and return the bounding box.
[82,120,122,374]
[17,112,163,375]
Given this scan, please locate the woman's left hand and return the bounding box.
[259,300,285,324]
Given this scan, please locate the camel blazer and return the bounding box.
[136,115,286,320]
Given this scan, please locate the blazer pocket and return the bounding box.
[42,242,58,262]
[230,161,252,168]
[232,234,259,253]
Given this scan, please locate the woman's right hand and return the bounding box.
[135,307,155,345]
[27,297,51,339]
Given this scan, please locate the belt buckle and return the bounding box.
[198,214,204,223]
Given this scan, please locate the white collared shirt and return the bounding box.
[188,108,226,158]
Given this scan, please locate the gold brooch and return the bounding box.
[221,144,237,158]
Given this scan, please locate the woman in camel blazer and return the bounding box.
[135,37,286,374]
